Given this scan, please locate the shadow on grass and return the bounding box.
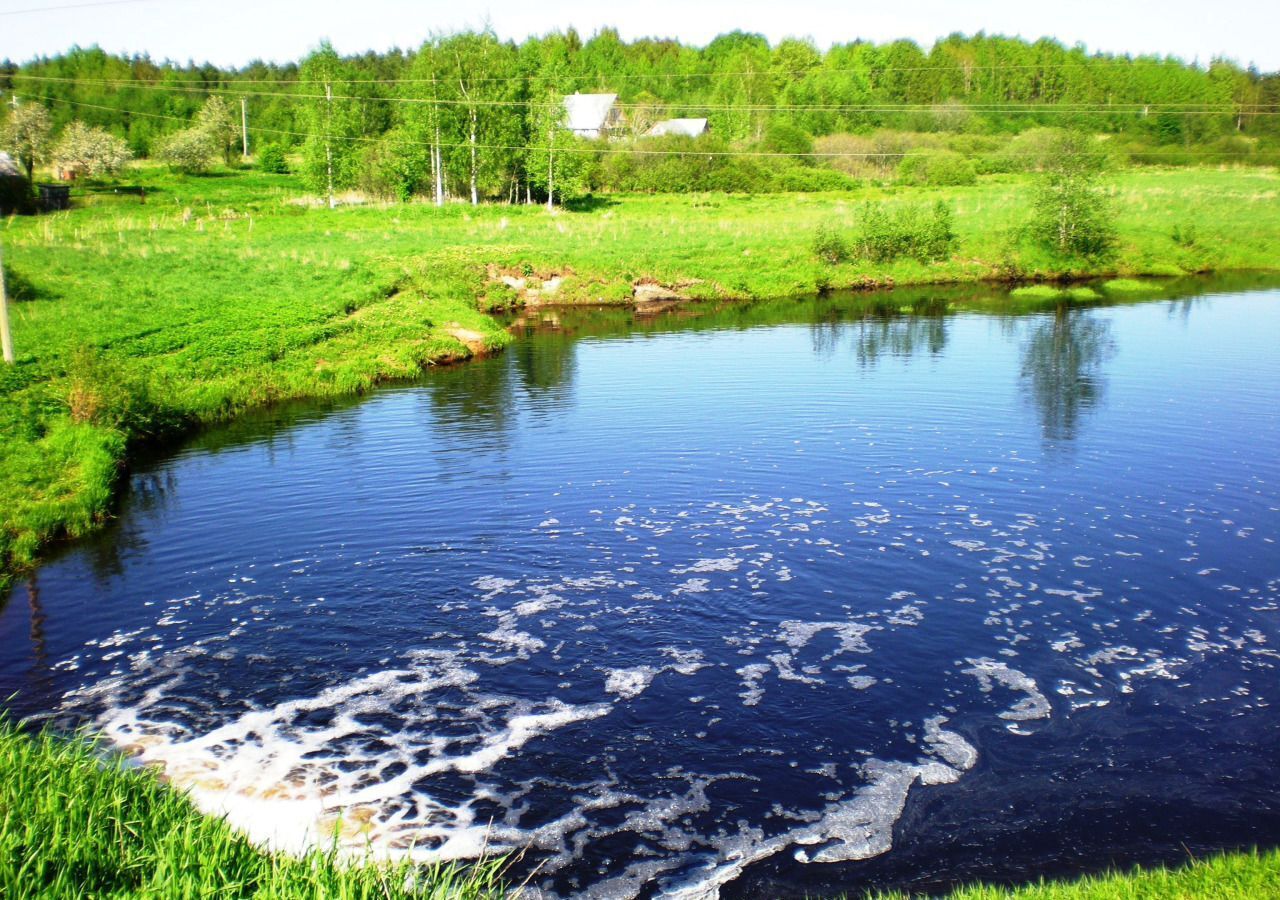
[564,194,621,213]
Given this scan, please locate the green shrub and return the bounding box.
[812,225,850,264]
[1028,131,1117,259]
[896,149,977,187]
[762,121,815,162]
[256,143,288,174]
[63,347,180,439]
[1171,223,1198,247]
[1204,134,1256,165]
[855,200,958,263]
[775,165,858,192]
[358,129,429,201]
[596,136,786,194]
[154,127,218,174]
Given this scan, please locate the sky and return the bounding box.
[2,0,1278,71]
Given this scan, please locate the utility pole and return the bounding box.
[240,97,249,158]
[324,81,335,209]
[1,241,14,365]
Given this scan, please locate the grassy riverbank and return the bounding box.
[1,164,1279,584]
[873,849,1280,899]
[0,718,504,899]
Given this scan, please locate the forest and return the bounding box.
[2,29,1279,204]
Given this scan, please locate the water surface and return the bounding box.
[3,277,1279,898]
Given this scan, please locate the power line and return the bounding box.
[33,94,1280,161]
[0,0,163,16]
[5,56,1264,83]
[11,75,1276,115]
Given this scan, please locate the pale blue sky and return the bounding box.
[2,0,1277,71]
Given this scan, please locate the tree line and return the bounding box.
[2,29,1278,203]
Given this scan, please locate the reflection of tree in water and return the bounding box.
[82,471,176,585]
[420,357,521,480]
[510,327,577,406]
[1167,296,1206,324]
[810,311,949,366]
[853,314,948,366]
[1021,306,1116,443]
[27,579,47,672]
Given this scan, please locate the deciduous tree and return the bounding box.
[2,103,53,182]
[51,121,133,177]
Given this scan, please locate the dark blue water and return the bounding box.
[3,280,1280,898]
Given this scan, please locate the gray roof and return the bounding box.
[564,93,618,135]
[0,151,21,178]
[646,118,709,138]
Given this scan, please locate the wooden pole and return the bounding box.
[0,241,14,364]
[240,97,249,158]
[324,82,335,209]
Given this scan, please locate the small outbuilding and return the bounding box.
[564,93,622,139]
[0,151,29,215]
[646,118,709,138]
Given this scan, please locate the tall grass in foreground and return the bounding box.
[862,847,1280,899]
[2,713,1277,899]
[0,717,506,899]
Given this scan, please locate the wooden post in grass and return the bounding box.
[240,97,250,158]
[0,241,14,364]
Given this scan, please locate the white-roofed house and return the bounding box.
[564,93,622,139]
[645,118,710,138]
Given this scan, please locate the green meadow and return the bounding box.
[2,164,1280,586]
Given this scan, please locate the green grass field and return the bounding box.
[1,163,1278,584]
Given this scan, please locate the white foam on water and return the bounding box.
[605,666,658,699]
[78,649,611,863]
[768,653,824,685]
[962,658,1052,722]
[604,649,708,701]
[660,721,978,900]
[736,663,771,707]
[473,575,519,599]
[671,557,742,575]
[778,620,874,655]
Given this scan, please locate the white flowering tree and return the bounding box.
[52,122,133,178]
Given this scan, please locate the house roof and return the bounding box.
[646,118,709,138]
[564,93,618,134]
[0,151,21,178]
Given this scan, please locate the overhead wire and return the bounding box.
[9,74,1277,115]
[0,0,165,15]
[32,93,1280,161]
[4,56,1264,84]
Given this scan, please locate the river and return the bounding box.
[2,276,1279,898]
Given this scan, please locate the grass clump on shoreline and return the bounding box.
[0,717,505,899]
[867,847,1280,899]
[1009,285,1104,302]
[1101,277,1165,295]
